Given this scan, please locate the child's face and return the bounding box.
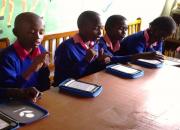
[109,20,128,41]
[16,17,45,50]
[83,16,102,41]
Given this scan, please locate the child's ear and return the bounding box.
[13,28,18,36]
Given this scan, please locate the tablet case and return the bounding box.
[163,57,180,66]
[106,64,144,79]
[58,78,103,98]
[0,112,19,130]
[0,100,49,128]
[133,59,163,68]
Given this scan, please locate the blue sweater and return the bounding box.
[120,31,163,55]
[98,37,132,63]
[0,45,50,92]
[54,38,102,86]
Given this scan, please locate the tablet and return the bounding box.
[0,100,49,126]
[163,57,180,66]
[0,119,9,129]
[106,64,144,78]
[59,79,103,97]
[134,59,163,68]
[0,112,19,130]
[111,64,140,74]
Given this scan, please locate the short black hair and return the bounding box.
[77,10,100,29]
[105,15,126,31]
[14,12,41,29]
[150,16,176,32]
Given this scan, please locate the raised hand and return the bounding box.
[31,52,50,71]
[22,52,49,80]
[85,48,98,63]
[97,48,111,64]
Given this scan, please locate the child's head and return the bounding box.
[77,10,102,41]
[149,16,176,42]
[13,12,45,50]
[105,15,127,41]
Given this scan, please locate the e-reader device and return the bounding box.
[106,64,144,78]
[0,112,19,130]
[134,59,163,68]
[58,78,103,97]
[163,57,180,66]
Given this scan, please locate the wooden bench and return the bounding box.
[0,38,10,49]
[127,18,141,35]
[42,31,78,81]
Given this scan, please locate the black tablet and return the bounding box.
[59,78,103,97]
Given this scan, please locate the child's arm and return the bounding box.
[0,87,42,102]
[22,52,49,80]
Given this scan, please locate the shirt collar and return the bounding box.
[144,29,157,48]
[104,33,120,52]
[144,29,150,43]
[13,40,41,61]
[73,33,95,50]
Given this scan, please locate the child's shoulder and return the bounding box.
[0,45,18,61]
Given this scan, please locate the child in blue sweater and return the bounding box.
[120,16,176,55]
[98,15,164,64]
[54,11,109,86]
[0,12,50,102]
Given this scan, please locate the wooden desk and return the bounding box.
[20,65,180,130]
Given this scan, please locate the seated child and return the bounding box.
[54,11,108,86]
[119,16,176,55]
[0,12,50,102]
[98,15,164,64]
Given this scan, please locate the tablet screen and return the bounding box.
[64,79,97,92]
[0,119,9,129]
[111,64,139,74]
[138,59,161,64]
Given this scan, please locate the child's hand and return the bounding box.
[31,52,49,71]
[22,52,49,80]
[97,48,111,64]
[23,87,43,102]
[7,87,43,102]
[134,52,164,61]
[85,49,97,63]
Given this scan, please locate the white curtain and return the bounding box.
[161,0,177,16]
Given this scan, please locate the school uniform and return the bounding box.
[0,41,50,91]
[98,34,132,64]
[120,30,163,55]
[54,34,102,86]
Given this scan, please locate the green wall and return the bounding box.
[0,0,81,43]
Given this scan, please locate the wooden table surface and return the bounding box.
[20,65,180,130]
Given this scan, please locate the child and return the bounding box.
[98,15,164,64]
[0,12,50,102]
[54,11,108,86]
[119,16,176,55]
